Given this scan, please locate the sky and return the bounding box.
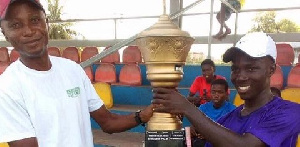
[38,0,300,39]
[3,0,300,40]
[3,0,300,60]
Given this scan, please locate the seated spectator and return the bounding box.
[199,79,236,121]
[270,87,281,97]
[188,59,227,106]
[191,79,236,147]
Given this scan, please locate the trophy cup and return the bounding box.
[136,2,194,146]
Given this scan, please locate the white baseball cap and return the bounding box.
[223,32,277,62]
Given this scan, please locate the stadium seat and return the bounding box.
[62,47,80,63]
[100,46,120,63]
[93,82,113,108]
[94,63,117,83]
[0,47,10,63]
[270,64,284,89]
[233,93,244,107]
[0,62,10,75]
[84,66,94,82]
[10,49,19,62]
[48,46,61,57]
[81,46,99,62]
[122,45,142,63]
[0,143,8,147]
[275,43,294,66]
[281,88,300,104]
[287,64,300,88]
[119,64,142,86]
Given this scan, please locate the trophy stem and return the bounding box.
[147,112,182,131]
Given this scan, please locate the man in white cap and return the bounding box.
[0,0,153,147]
[152,32,300,146]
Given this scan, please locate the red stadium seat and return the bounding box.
[10,49,20,62]
[62,47,80,63]
[48,47,61,57]
[122,45,142,63]
[119,64,142,86]
[0,47,10,63]
[84,66,94,82]
[0,62,10,75]
[287,64,300,88]
[275,44,294,66]
[94,63,117,83]
[100,46,120,63]
[270,64,284,90]
[81,46,99,62]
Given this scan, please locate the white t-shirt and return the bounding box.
[0,56,103,147]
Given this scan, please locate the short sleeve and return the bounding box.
[190,77,201,94]
[0,91,36,142]
[79,65,103,112]
[246,103,300,147]
[199,104,206,112]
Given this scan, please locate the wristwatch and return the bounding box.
[135,110,145,126]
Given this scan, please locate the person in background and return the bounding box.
[0,0,153,147]
[199,79,236,121]
[270,86,281,97]
[152,32,300,146]
[191,79,236,147]
[213,0,245,40]
[188,59,227,107]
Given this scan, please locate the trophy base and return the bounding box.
[145,130,186,147]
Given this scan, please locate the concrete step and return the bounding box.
[93,129,144,147]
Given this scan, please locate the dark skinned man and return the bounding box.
[152,32,300,147]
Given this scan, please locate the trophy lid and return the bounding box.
[137,14,192,38]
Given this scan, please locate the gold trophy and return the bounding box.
[136,1,194,146]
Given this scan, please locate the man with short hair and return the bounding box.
[191,79,236,147]
[199,79,236,122]
[0,0,153,146]
[188,59,227,106]
[152,32,300,146]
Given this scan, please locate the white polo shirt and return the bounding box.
[0,56,103,147]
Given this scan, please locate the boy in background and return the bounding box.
[188,59,227,106]
[191,79,236,147]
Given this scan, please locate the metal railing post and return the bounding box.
[207,0,215,59]
[234,12,239,46]
[114,19,117,39]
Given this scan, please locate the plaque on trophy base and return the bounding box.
[145,130,186,147]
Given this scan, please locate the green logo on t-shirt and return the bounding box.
[66,87,80,98]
